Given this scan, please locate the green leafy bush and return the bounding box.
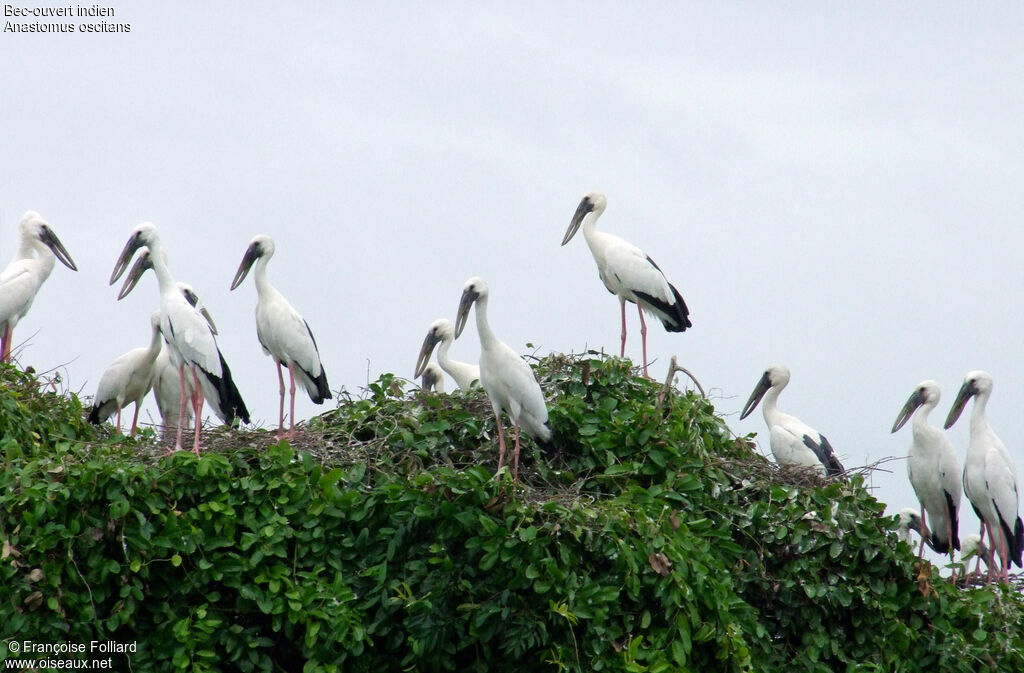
[1,356,1022,672]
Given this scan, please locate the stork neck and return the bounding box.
[147,240,177,294]
[474,294,498,348]
[253,256,274,295]
[969,393,991,435]
[146,323,163,363]
[436,333,454,368]
[911,401,937,433]
[760,385,784,425]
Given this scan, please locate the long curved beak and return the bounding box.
[230,242,260,291]
[38,225,78,271]
[117,251,152,300]
[414,331,441,379]
[561,196,594,246]
[454,288,478,339]
[891,388,925,433]
[944,380,977,429]
[110,231,143,284]
[739,372,772,420]
[180,287,218,335]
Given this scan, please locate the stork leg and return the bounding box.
[917,508,928,558]
[511,416,521,482]
[276,362,286,433]
[947,517,957,584]
[115,407,123,435]
[637,304,650,378]
[287,362,298,437]
[173,363,187,452]
[974,524,987,577]
[130,402,141,437]
[191,368,204,457]
[1,325,11,363]
[495,412,507,474]
[619,299,627,357]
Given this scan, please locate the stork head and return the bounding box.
[891,379,941,433]
[117,247,153,300]
[896,508,924,543]
[414,318,454,378]
[420,362,445,394]
[19,211,78,271]
[739,363,790,420]
[562,191,607,246]
[111,222,160,285]
[178,282,218,335]
[944,370,992,429]
[454,276,488,339]
[149,311,163,331]
[230,234,275,291]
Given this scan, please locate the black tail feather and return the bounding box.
[202,353,250,426]
[945,490,961,551]
[634,285,691,333]
[298,362,331,405]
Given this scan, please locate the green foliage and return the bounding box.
[1,356,1023,672]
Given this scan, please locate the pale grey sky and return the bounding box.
[4,3,1024,567]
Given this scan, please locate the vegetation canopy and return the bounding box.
[1,355,1022,672]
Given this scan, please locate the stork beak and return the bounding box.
[117,251,152,300]
[944,379,977,429]
[38,225,78,271]
[110,231,143,284]
[230,242,260,291]
[414,330,442,379]
[561,196,594,246]
[891,388,926,433]
[739,372,772,420]
[454,288,479,339]
[180,286,218,335]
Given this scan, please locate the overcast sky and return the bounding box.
[3,3,1023,567]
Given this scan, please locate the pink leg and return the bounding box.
[495,413,506,473]
[174,364,187,452]
[619,300,627,357]
[287,362,297,437]
[115,407,123,435]
[276,362,286,433]
[984,521,999,583]
[975,524,987,576]
[1,325,11,363]
[191,368,204,456]
[947,517,957,583]
[917,508,928,558]
[512,417,521,482]
[130,403,141,437]
[637,304,649,378]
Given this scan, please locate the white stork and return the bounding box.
[111,223,250,455]
[414,318,480,390]
[419,362,446,393]
[891,380,962,567]
[897,508,926,546]
[88,312,163,435]
[960,533,994,577]
[151,280,217,439]
[454,276,555,480]
[561,191,691,378]
[739,364,845,477]
[230,235,330,436]
[944,371,1023,582]
[0,211,77,362]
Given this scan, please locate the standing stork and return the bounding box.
[454,276,555,480]
[739,364,845,477]
[414,318,480,390]
[891,380,962,569]
[1,211,78,362]
[944,371,1023,582]
[89,312,163,435]
[111,223,250,455]
[561,191,690,377]
[230,235,330,436]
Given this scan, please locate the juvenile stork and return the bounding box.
[944,371,1023,582]
[230,235,330,436]
[414,318,480,390]
[561,191,690,377]
[891,380,962,567]
[111,223,250,454]
[454,276,555,480]
[739,364,845,477]
[89,312,163,435]
[419,362,446,393]
[0,211,78,362]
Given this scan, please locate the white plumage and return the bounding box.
[944,371,1023,581]
[891,380,962,563]
[562,191,690,377]
[111,223,249,454]
[0,211,77,362]
[89,312,163,435]
[739,364,845,477]
[414,318,480,391]
[454,276,554,481]
[230,235,330,435]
